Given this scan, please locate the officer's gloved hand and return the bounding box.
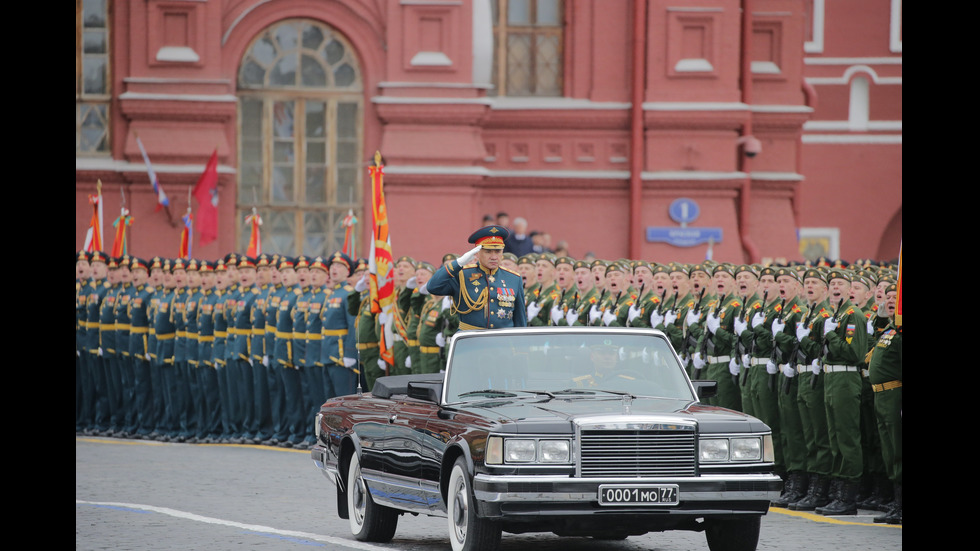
[734,316,748,336]
[550,304,563,325]
[664,309,677,326]
[686,309,701,327]
[97,347,103,357]
[771,318,786,335]
[565,308,579,326]
[378,359,387,371]
[766,360,778,375]
[418,282,429,295]
[354,275,369,293]
[247,357,254,367]
[781,363,796,378]
[435,332,446,347]
[810,359,821,375]
[262,355,269,367]
[866,319,874,334]
[378,312,390,326]
[692,352,706,370]
[627,303,641,323]
[823,317,839,334]
[405,356,412,369]
[650,310,664,328]
[742,354,751,367]
[728,358,740,376]
[795,323,811,342]
[527,301,542,319]
[343,357,356,368]
[457,245,482,266]
[589,305,602,324]
[145,353,151,361]
[602,309,617,326]
[441,296,452,311]
[706,312,721,334]
[752,311,766,329]
[406,276,417,290]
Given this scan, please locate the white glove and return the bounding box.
[742,354,751,367]
[441,296,452,311]
[406,276,417,289]
[706,312,721,334]
[866,319,874,334]
[766,360,778,375]
[810,359,821,375]
[650,310,664,328]
[550,304,563,325]
[641,347,650,363]
[262,355,269,367]
[734,316,748,336]
[686,309,701,327]
[145,353,151,361]
[589,304,602,324]
[692,352,706,370]
[728,358,740,376]
[378,359,387,371]
[457,244,482,266]
[781,363,796,378]
[771,318,785,335]
[752,312,766,329]
[418,282,429,295]
[527,301,542,319]
[565,308,579,325]
[435,332,446,347]
[343,357,356,368]
[664,310,677,325]
[823,317,839,334]
[354,275,369,292]
[97,347,103,357]
[378,312,390,326]
[627,303,641,323]
[795,323,811,341]
[405,356,412,368]
[602,310,617,326]
[247,357,254,367]
[618,347,627,362]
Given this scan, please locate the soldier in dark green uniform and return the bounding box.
[230,256,261,443]
[389,256,416,374]
[272,257,306,448]
[169,258,193,442]
[77,251,92,432]
[180,259,204,442]
[406,261,435,372]
[527,253,560,325]
[348,259,382,391]
[244,254,275,444]
[694,263,742,410]
[126,257,155,438]
[731,264,766,417]
[194,260,223,443]
[868,283,901,524]
[97,256,122,435]
[150,258,178,440]
[415,283,457,374]
[562,260,598,326]
[652,264,693,357]
[211,259,233,441]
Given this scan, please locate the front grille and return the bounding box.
[579,429,697,477]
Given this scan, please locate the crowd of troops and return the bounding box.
[76,245,901,524]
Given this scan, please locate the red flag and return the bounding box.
[245,208,262,257]
[193,149,219,246]
[111,207,132,257]
[179,211,193,259]
[368,152,395,367]
[894,243,902,328]
[84,180,104,253]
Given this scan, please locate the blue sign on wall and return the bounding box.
[669,198,700,225]
[646,227,723,247]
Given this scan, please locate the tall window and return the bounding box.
[491,0,564,97]
[76,0,111,154]
[237,19,364,257]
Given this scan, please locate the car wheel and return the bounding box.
[704,516,761,551]
[447,457,501,551]
[346,453,398,542]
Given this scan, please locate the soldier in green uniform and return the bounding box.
[426,225,527,330]
[194,260,223,443]
[81,251,110,434]
[272,257,306,448]
[220,253,243,441]
[348,260,383,391]
[97,256,122,435]
[77,251,92,432]
[112,256,136,437]
[545,256,577,326]
[788,268,834,511]
[868,283,901,524]
[150,258,178,440]
[731,264,766,417]
[211,259,234,441]
[389,256,416,374]
[527,254,560,325]
[652,264,693,357]
[518,254,539,304]
[230,256,261,443]
[406,261,435,372]
[415,283,457,374]
[562,260,598,326]
[126,257,155,438]
[258,254,286,446]
[622,262,665,328]
[243,254,275,444]
[769,267,810,507]
[169,258,194,442]
[693,263,742,410]
[813,269,869,516]
[180,259,204,442]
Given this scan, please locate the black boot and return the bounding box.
[874,484,902,524]
[858,475,892,510]
[817,479,859,515]
[772,472,806,508]
[790,474,830,511]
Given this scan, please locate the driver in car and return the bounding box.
[572,339,637,388]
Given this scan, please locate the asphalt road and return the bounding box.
[76,437,902,551]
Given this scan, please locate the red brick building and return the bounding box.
[76,0,901,265]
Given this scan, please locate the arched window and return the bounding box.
[237,19,364,257]
[848,75,870,131]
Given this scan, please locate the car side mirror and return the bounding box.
[407,380,443,404]
[691,380,717,399]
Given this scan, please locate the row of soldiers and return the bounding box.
[502,251,901,524]
[75,249,463,451]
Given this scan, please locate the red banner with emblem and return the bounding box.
[369,152,395,367]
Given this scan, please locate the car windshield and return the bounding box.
[444,329,696,403]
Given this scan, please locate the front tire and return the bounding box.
[704,516,761,551]
[447,457,501,551]
[347,453,398,542]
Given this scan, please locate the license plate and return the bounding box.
[598,484,679,506]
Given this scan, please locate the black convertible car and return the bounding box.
[311,327,781,551]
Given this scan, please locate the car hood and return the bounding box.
[452,395,770,434]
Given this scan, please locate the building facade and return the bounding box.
[75,0,901,265]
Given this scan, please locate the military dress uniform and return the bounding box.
[867,308,901,524]
[150,261,178,439]
[126,258,155,438]
[347,275,381,390]
[695,266,742,411]
[170,260,193,441]
[194,261,223,443]
[321,252,359,399]
[245,257,274,443]
[426,226,527,330]
[97,260,122,434]
[416,292,457,373]
[274,258,307,447]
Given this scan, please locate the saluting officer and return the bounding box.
[426,225,527,330]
